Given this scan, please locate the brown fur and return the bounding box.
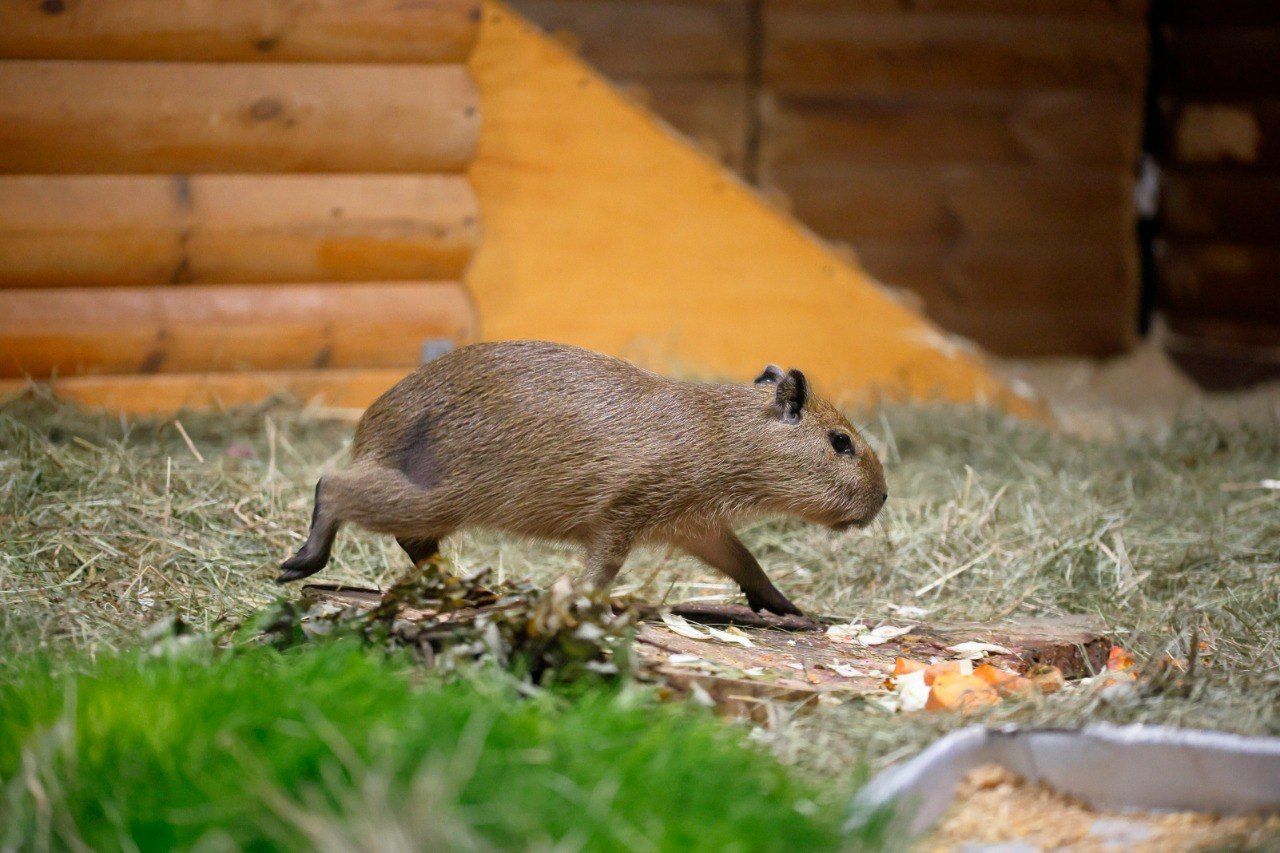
[278,340,887,615]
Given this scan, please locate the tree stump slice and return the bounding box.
[298,585,1109,720]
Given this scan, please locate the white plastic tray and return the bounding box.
[849,723,1280,838]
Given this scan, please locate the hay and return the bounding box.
[925,764,1280,851]
[2,389,1278,779]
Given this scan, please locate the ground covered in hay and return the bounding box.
[1,392,1278,846]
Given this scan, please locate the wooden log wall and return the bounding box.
[0,0,482,389]
[1152,0,1280,388]
[510,0,1150,356]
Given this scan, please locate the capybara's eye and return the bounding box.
[829,431,855,456]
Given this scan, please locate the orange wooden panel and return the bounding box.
[0,282,477,378]
[0,61,479,173]
[466,2,1042,415]
[0,0,481,63]
[0,175,480,286]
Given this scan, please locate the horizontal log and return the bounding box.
[0,61,479,173]
[0,175,480,286]
[763,10,1148,96]
[1162,173,1280,243]
[1155,242,1280,326]
[852,238,1139,356]
[0,368,412,414]
[0,282,476,378]
[0,0,481,63]
[766,163,1135,241]
[763,91,1143,167]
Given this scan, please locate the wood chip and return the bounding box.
[661,611,711,640]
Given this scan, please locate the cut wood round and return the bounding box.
[0,175,481,286]
[0,0,481,63]
[0,282,477,378]
[0,61,480,173]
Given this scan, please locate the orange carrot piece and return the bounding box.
[1107,646,1136,671]
[973,664,1035,696]
[893,657,927,676]
[925,673,1000,712]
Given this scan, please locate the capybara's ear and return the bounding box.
[754,364,785,385]
[773,369,808,424]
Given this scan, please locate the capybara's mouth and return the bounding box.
[831,516,870,532]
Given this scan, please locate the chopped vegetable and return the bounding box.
[1107,646,1135,671]
[973,663,1035,696]
[926,672,1000,712]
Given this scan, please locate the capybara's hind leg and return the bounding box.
[279,465,455,583]
[396,536,440,570]
[277,479,340,583]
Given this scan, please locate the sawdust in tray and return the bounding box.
[923,764,1280,852]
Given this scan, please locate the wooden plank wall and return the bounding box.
[512,0,752,171]
[0,0,482,399]
[1152,0,1280,387]
[510,0,1150,356]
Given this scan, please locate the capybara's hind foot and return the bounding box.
[275,547,327,584]
[277,478,339,583]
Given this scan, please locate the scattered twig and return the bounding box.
[172,420,205,463]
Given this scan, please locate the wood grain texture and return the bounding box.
[764,91,1143,167]
[0,368,413,414]
[765,0,1147,21]
[763,9,1148,96]
[0,175,480,286]
[466,2,1041,415]
[1162,172,1280,243]
[0,0,482,63]
[1166,0,1278,27]
[1156,242,1280,326]
[0,61,480,173]
[0,282,476,378]
[513,0,749,78]
[853,238,1139,356]
[622,78,749,170]
[767,163,1135,241]
[1163,26,1280,98]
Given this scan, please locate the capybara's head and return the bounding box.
[751,365,887,530]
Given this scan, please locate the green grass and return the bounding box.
[0,641,856,851]
[2,390,1278,846]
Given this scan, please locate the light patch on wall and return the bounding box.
[1176,104,1260,165]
